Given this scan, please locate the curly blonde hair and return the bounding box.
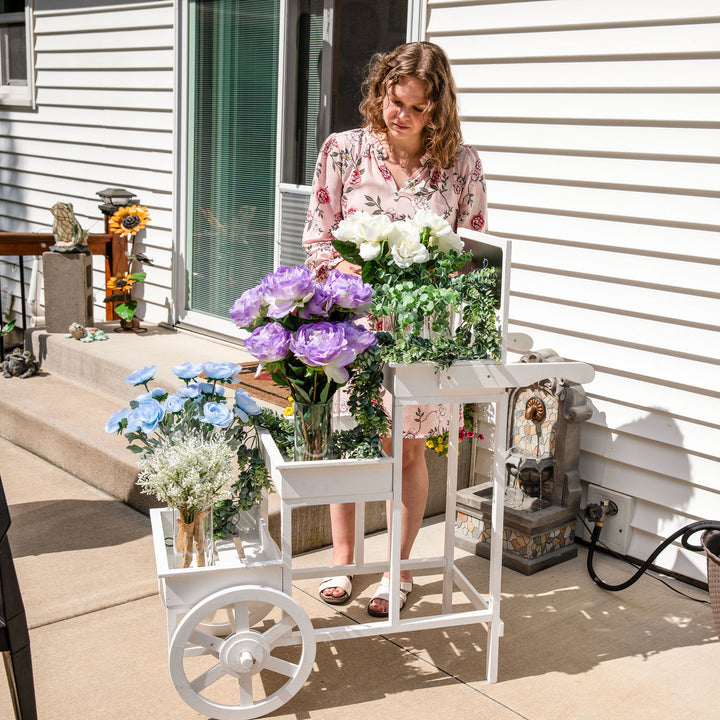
[359,42,462,170]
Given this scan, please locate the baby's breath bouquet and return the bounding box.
[104,361,272,565]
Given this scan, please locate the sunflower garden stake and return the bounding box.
[105,204,152,333]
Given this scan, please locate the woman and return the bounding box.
[303,41,488,617]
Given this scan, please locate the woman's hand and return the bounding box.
[336,259,362,276]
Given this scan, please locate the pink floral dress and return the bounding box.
[302,127,488,438]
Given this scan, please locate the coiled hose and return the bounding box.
[587,518,720,592]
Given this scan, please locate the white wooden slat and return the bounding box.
[505,325,720,391]
[460,92,720,123]
[463,121,720,159]
[509,237,719,294]
[36,49,174,70]
[509,295,720,361]
[624,533,707,583]
[0,137,172,173]
[581,423,716,487]
[452,59,720,90]
[510,268,716,327]
[434,24,720,59]
[37,69,174,90]
[34,5,172,33]
[37,88,173,111]
[2,157,171,195]
[490,179,719,229]
[585,400,717,458]
[580,454,719,513]
[0,120,172,152]
[0,105,174,131]
[584,370,718,424]
[480,151,720,194]
[428,0,720,32]
[34,27,175,53]
[490,210,720,261]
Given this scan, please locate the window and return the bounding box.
[0,0,33,107]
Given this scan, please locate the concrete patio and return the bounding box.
[0,323,717,719]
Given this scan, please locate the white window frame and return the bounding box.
[0,0,35,108]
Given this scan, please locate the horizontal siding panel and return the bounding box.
[432,24,720,59]
[490,211,720,261]
[2,157,172,195]
[481,151,720,194]
[510,269,715,327]
[34,4,171,32]
[490,180,719,228]
[465,122,720,160]
[509,238,718,293]
[460,92,720,123]
[585,401,717,458]
[34,28,175,53]
[0,121,172,152]
[580,455,720,519]
[509,296,720,361]
[0,106,174,131]
[37,69,174,90]
[428,0,720,31]
[36,49,174,70]
[584,370,718,422]
[581,424,717,488]
[37,88,173,111]
[453,59,720,89]
[505,325,720,391]
[0,138,172,173]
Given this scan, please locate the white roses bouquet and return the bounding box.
[332,210,501,369]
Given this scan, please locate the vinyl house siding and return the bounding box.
[428,0,720,582]
[0,0,176,325]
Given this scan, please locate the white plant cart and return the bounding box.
[150,232,595,719]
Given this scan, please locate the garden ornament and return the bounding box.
[50,202,90,254]
[2,348,39,379]
[66,323,108,342]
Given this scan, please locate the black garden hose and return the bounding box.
[587,519,720,592]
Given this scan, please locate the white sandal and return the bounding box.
[318,575,353,605]
[367,576,412,617]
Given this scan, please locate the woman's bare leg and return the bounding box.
[321,502,355,600]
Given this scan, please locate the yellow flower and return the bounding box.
[109,205,151,237]
[106,273,137,293]
[283,397,295,416]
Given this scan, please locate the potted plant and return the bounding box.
[104,362,272,567]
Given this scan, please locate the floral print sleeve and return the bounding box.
[454,146,488,234]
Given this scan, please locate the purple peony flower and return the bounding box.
[260,266,316,319]
[200,401,234,428]
[126,398,165,434]
[234,387,262,422]
[229,286,265,328]
[289,322,361,384]
[324,270,373,315]
[244,323,291,362]
[339,321,377,355]
[298,284,332,319]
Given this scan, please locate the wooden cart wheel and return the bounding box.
[169,586,316,720]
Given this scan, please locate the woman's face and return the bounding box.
[382,75,428,148]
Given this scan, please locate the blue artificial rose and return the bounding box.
[126,398,165,434]
[201,401,233,428]
[125,365,157,387]
[164,394,185,413]
[234,387,262,422]
[202,362,241,381]
[177,383,202,399]
[199,382,225,396]
[134,387,167,403]
[104,407,130,434]
[172,362,203,380]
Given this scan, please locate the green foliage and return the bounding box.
[0,320,15,337]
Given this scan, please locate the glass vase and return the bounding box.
[293,400,333,461]
[173,507,214,569]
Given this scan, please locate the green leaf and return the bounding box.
[115,301,137,321]
[129,272,147,283]
[0,319,15,336]
[331,239,362,266]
